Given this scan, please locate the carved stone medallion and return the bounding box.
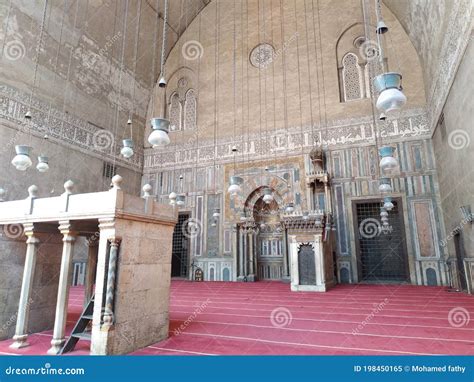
[249,43,275,68]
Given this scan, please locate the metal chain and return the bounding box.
[160,0,169,77]
[29,0,49,109]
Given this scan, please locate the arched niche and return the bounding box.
[232,174,292,218]
[144,66,197,147]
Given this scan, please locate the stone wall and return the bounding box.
[329,137,447,286]
[91,218,174,355]
[0,117,142,199]
[143,107,449,286]
[146,0,425,143]
[140,0,435,284]
[432,37,474,291]
[0,0,201,135]
[0,230,62,341]
[384,0,473,129]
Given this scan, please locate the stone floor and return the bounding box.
[1,281,473,355]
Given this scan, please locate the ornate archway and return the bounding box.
[252,196,285,280]
[237,174,291,216]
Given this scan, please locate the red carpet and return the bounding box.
[1,281,473,355]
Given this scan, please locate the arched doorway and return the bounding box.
[253,197,284,280]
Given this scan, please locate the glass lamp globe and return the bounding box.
[262,189,273,204]
[176,195,185,206]
[285,203,295,213]
[36,156,49,173]
[121,139,134,158]
[379,146,398,173]
[228,176,243,195]
[380,156,398,173]
[379,184,391,193]
[169,191,177,205]
[379,177,392,193]
[228,183,241,195]
[376,88,407,113]
[148,118,170,147]
[120,146,134,158]
[12,155,32,171]
[263,194,273,204]
[148,129,170,147]
[11,145,32,171]
[383,197,394,211]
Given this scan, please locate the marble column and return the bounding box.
[253,231,258,280]
[247,230,255,281]
[282,229,291,282]
[243,229,248,278]
[10,223,39,349]
[84,237,99,307]
[237,227,245,280]
[306,181,314,210]
[102,238,120,327]
[48,221,76,355]
[324,181,332,214]
[232,225,238,281]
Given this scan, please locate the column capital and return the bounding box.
[108,237,121,246]
[25,235,40,245]
[98,218,116,231]
[86,233,100,247]
[58,221,77,237]
[22,223,39,244]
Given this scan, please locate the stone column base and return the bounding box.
[9,335,29,349]
[246,274,257,282]
[47,338,65,355]
[291,280,335,292]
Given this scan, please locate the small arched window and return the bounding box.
[342,53,363,101]
[167,77,197,131]
[184,89,197,130]
[169,93,181,131]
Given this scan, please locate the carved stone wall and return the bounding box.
[146,0,426,144]
[0,231,62,341]
[142,109,447,285]
[384,0,473,130]
[432,37,474,292]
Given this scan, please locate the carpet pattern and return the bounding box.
[1,281,473,355]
